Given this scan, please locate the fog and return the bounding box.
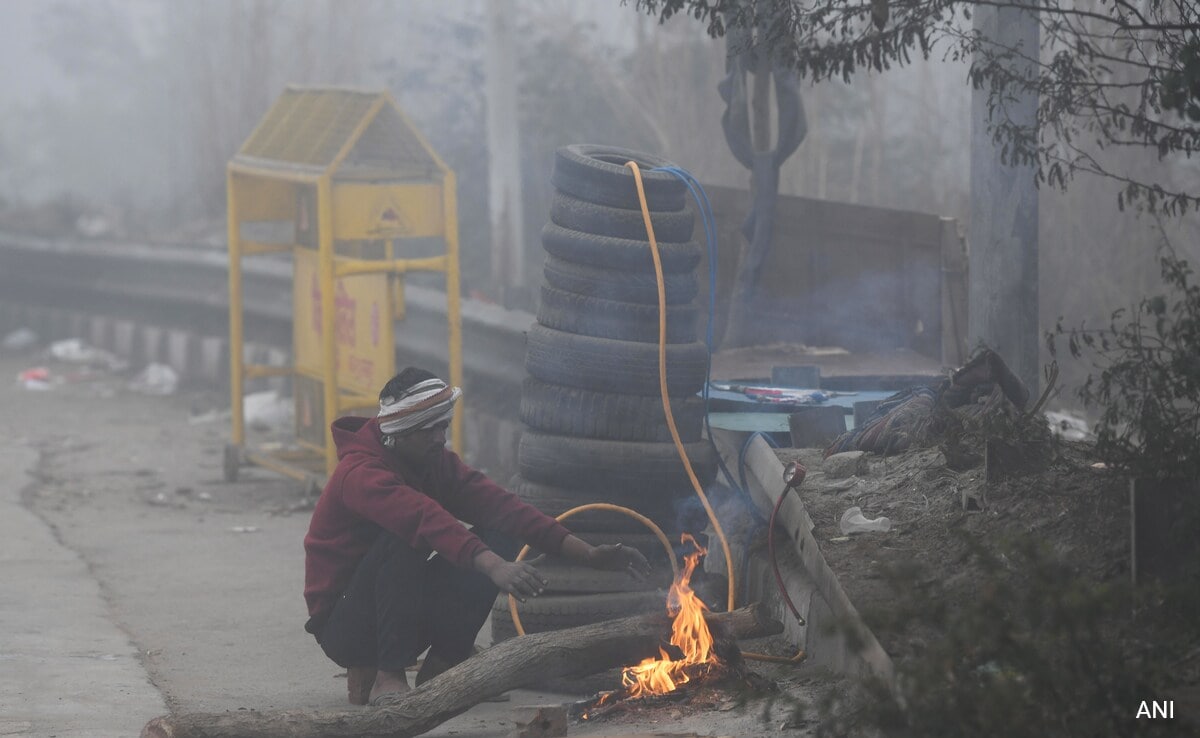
[1,0,1197,397]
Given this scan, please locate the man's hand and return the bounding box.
[587,543,652,580]
[560,535,653,580]
[488,561,548,601]
[475,551,546,602]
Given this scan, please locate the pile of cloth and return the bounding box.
[824,349,1030,458]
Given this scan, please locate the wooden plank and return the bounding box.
[906,235,942,360]
[704,183,950,358]
[939,217,968,367]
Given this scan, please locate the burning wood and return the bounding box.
[622,534,718,698]
[578,645,774,726]
[573,535,776,725]
[142,604,781,738]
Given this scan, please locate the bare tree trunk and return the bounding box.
[968,2,1041,397]
[812,88,828,201]
[141,604,781,738]
[867,74,883,206]
[719,51,777,349]
[849,118,865,204]
[752,54,772,152]
[918,61,941,211]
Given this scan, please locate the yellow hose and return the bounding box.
[625,163,804,666]
[625,161,736,613]
[505,164,803,665]
[508,503,680,637]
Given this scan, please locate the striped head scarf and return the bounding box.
[377,377,462,436]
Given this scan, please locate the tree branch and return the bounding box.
[141,604,783,738]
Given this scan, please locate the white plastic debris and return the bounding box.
[128,363,179,396]
[48,338,124,370]
[1045,410,1093,441]
[244,390,294,429]
[76,214,111,237]
[2,328,38,352]
[187,408,227,425]
[230,526,260,534]
[840,506,892,535]
[50,338,97,362]
[187,391,294,427]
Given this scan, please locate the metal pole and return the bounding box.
[317,177,340,474]
[443,171,465,457]
[227,171,245,447]
[485,0,526,308]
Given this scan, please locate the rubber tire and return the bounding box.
[533,555,673,594]
[548,190,694,242]
[536,285,698,344]
[509,475,675,534]
[523,533,678,565]
[541,224,702,274]
[520,377,704,443]
[569,532,679,560]
[551,144,687,211]
[490,590,667,641]
[518,431,718,494]
[542,255,699,306]
[525,324,709,397]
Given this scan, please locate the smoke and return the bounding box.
[0,0,1193,399]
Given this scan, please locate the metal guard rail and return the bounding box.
[0,229,532,391]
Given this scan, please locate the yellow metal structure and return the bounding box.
[225,86,463,486]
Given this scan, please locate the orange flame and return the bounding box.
[621,534,716,698]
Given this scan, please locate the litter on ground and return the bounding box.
[2,327,39,352]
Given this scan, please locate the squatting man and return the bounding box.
[303,367,651,706]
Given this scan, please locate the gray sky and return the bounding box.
[0,2,69,106]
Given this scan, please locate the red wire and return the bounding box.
[768,470,807,626]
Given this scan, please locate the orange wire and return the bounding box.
[625,161,735,613]
[507,503,680,637]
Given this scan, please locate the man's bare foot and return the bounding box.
[368,669,411,705]
[346,666,377,706]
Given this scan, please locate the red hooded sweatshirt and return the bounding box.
[303,416,571,623]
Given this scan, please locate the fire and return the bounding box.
[621,534,716,698]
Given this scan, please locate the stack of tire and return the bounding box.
[491,144,718,641]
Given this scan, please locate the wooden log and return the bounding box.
[141,603,780,738]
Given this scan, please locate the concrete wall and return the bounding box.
[709,427,895,682]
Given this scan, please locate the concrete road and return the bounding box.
[0,443,167,737]
[0,353,818,737]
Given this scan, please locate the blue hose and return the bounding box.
[653,165,769,527]
[647,168,818,642]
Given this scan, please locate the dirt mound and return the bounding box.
[776,439,1128,660]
